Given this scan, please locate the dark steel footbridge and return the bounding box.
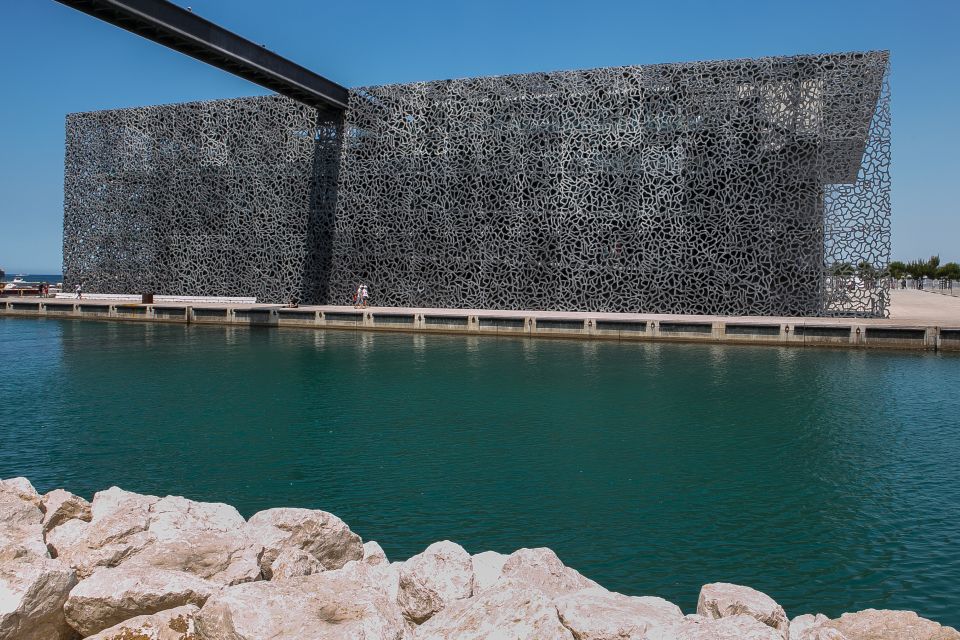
[54,0,347,114]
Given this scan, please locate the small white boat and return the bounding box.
[3,276,30,292]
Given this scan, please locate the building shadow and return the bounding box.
[301,109,344,305]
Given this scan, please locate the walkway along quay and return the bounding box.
[2,290,959,352]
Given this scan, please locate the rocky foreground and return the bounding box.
[1,477,957,640]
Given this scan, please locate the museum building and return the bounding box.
[63,50,890,316]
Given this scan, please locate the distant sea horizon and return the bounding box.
[1,273,63,282]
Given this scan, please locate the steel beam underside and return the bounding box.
[54,0,347,114]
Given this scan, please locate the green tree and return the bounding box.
[831,262,855,276]
[857,261,879,286]
[888,260,907,279]
[937,262,960,280]
[905,260,926,279]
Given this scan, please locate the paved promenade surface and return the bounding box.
[282,289,960,327]
[11,289,960,327]
[888,290,960,324]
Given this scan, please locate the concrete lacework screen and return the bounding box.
[63,51,890,316]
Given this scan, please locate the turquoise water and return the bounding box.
[1,317,958,626]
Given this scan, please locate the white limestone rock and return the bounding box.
[49,487,158,578]
[791,613,847,640]
[194,569,407,640]
[50,487,260,585]
[555,586,684,639]
[414,578,574,640]
[398,540,474,623]
[822,609,960,640]
[125,494,261,585]
[146,495,245,540]
[0,477,41,506]
[269,548,325,580]
[790,614,829,636]
[124,534,262,586]
[470,551,507,592]
[334,558,402,602]
[0,477,48,561]
[799,628,848,640]
[363,540,389,565]
[498,547,599,598]
[40,489,92,535]
[243,507,363,578]
[0,555,78,640]
[85,604,199,640]
[45,518,89,560]
[697,582,790,638]
[654,614,787,639]
[64,566,218,636]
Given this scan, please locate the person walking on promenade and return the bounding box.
[353,283,362,308]
[361,284,369,308]
[75,283,82,300]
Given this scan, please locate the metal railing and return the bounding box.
[888,278,959,297]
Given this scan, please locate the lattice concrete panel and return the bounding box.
[64,51,890,316]
[64,96,341,304]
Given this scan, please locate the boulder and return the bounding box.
[791,614,847,640]
[45,518,89,560]
[470,551,507,591]
[270,548,325,580]
[0,477,47,560]
[791,614,829,635]
[40,489,92,535]
[655,614,787,640]
[147,495,246,542]
[363,540,389,565]
[697,582,789,638]
[0,555,77,640]
[398,540,474,623]
[414,578,574,640]
[124,494,261,585]
[50,488,261,584]
[63,566,218,636]
[85,604,199,640]
[798,627,848,640]
[49,487,158,578]
[0,477,41,506]
[124,534,262,586]
[194,569,407,640]
[822,609,960,640]
[243,507,363,578]
[555,587,684,639]
[498,548,599,598]
[329,557,402,602]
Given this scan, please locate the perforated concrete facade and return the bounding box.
[64,50,890,315]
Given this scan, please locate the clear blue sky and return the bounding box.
[1,0,957,273]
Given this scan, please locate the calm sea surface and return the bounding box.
[1,317,958,626]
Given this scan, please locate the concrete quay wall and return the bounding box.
[2,298,959,353]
